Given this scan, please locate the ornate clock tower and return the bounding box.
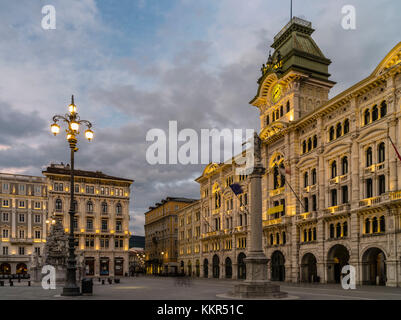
[251,17,336,139]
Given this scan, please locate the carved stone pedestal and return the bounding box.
[229,254,287,299]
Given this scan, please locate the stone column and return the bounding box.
[230,134,287,298]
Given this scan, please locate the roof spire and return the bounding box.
[290,0,293,21]
[71,94,74,105]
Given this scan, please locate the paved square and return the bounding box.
[1,277,401,300]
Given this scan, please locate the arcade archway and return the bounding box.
[271,251,285,281]
[237,253,246,280]
[225,257,232,279]
[327,244,350,283]
[362,247,386,286]
[301,253,317,283]
[212,255,220,279]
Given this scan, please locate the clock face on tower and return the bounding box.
[271,83,282,104]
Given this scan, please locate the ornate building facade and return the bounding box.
[0,173,48,275]
[144,197,197,275]
[0,163,133,277]
[43,163,133,278]
[177,17,401,287]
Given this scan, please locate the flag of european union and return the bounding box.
[229,183,243,195]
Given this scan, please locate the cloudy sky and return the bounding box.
[0,0,400,236]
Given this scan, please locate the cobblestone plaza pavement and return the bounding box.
[1,277,401,300]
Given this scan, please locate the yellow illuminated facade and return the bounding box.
[177,17,401,286]
[43,163,133,277]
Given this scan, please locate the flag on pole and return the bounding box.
[389,136,401,163]
[229,183,243,196]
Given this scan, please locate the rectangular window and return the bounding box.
[2,199,9,207]
[59,183,63,191]
[34,215,41,223]
[342,186,349,204]
[35,247,40,255]
[19,247,25,255]
[19,200,25,208]
[35,185,41,195]
[116,220,122,231]
[101,219,108,231]
[75,184,79,193]
[87,219,93,231]
[331,189,337,206]
[19,184,25,194]
[101,187,105,195]
[366,179,373,198]
[378,175,386,195]
[2,229,9,238]
[3,246,9,255]
[54,183,59,191]
[35,230,41,239]
[73,218,78,231]
[19,229,25,238]
[2,213,9,222]
[34,201,41,209]
[3,183,9,191]
[19,214,25,223]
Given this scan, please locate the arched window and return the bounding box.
[336,123,342,138]
[303,229,307,242]
[372,105,379,122]
[313,228,316,241]
[286,101,290,113]
[336,223,341,238]
[329,224,335,238]
[308,229,312,242]
[312,169,317,185]
[304,172,309,188]
[344,119,350,134]
[372,217,378,233]
[342,157,348,175]
[266,115,270,126]
[343,221,348,237]
[364,109,370,125]
[280,106,284,117]
[275,109,279,120]
[302,141,307,154]
[72,200,78,212]
[307,138,312,152]
[279,163,285,187]
[379,216,385,232]
[116,203,122,214]
[272,112,275,122]
[101,202,108,214]
[378,143,385,163]
[380,101,387,118]
[331,161,337,178]
[329,127,335,141]
[365,218,370,234]
[276,232,280,245]
[55,199,62,211]
[270,234,274,245]
[313,135,317,149]
[86,201,93,212]
[366,147,373,167]
[304,197,309,213]
[282,232,286,244]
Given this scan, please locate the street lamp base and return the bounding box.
[61,286,81,296]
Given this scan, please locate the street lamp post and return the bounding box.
[50,95,94,296]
